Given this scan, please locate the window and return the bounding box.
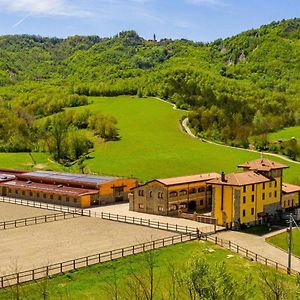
[243,196,246,204]
[274,180,277,187]
[243,209,246,217]
[29,191,32,197]
[58,196,62,201]
[269,182,272,188]
[74,198,77,203]
[43,194,46,199]
[243,186,246,193]
[170,204,178,211]
[198,187,205,193]
[179,190,187,196]
[8,189,11,193]
[200,200,204,206]
[288,200,290,206]
[274,191,277,198]
[269,192,272,198]
[139,204,144,209]
[252,195,254,202]
[15,190,18,195]
[149,191,153,198]
[252,185,255,192]
[158,192,164,199]
[284,201,286,207]
[22,191,25,196]
[251,208,254,215]
[158,206,164,211]
[189,188,196,194]
[50,195,53,200]
[170,191,178,197]
[66,197,69,202]
[138,190,144,197]
[263,183,265,190]
[262,193,265,200]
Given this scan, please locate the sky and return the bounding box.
[0,0,299,42]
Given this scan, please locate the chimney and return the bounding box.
[221,172,226,182]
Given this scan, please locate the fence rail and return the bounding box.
[0,196,216,235]
[203,235,297,275]
[0,212,79,231]
[0,233,195,288]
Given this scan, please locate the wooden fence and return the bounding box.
[0,233,195,288]
[204,235,297,275]
[0,212,79,231]
[0,196,216,235]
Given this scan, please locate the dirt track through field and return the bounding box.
[0,202,57,221]
[0,215,175,275]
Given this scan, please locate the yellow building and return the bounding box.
[129,173,220,216]
[282,183,300,209]
[209,159,289,228]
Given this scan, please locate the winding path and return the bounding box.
[181,117,300,166]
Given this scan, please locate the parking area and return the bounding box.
[89,202,221,231]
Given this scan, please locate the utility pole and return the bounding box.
[287,213,292,274]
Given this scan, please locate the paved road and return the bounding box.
[214,230,300,272]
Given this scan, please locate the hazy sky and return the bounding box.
[0,0,299,41]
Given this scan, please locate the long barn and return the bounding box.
[0,169,137,208]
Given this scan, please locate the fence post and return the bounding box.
[255,254,258,261]
[153,240,155,249]
[60,263,63,273]
[237,245,239,253]
[86,256,89,266]
[101,212,103,219]
[32,269,35,280]
[215,237,217,244]
[73,260,76,270]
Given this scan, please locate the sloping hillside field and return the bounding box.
[72,96,300,183]
[1,96,300,182]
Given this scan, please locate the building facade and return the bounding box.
[129,173,220,216]
[0,169,137,208]
[209,159,298,228]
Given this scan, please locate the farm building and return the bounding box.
[130,159,300,229]
[0,169,137,208]
[129,173,220,216]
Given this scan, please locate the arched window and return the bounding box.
[169,191,178,197]
[179,190,187,196]
[189,188,196,194]
[158,192,164,199]
[149,191,153,197]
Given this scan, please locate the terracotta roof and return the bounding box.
[238,159,288,171]
[0,174,15,183]
[208,171,270,186]
[282,183,300,194]
[153,173,220,186]
[0,168,27,176]
[0,180,98,197]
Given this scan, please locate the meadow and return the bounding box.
[0,240,296,299]
[1,96,300,183]
[268,126,300,142]
[267,229,300,257]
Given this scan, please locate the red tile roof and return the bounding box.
[153,173,221,186]
[208,171,270,186]
[238,159,288,172]
[0,180,98,197]
[282,183,300,194]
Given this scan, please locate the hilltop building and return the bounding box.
[0,169,137,208]
[130,159,300,229]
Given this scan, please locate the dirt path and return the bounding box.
[214,231,300,272]
[182,117,300,166]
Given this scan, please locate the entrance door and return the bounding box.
[188,201,196,211]
[114,186,125,202]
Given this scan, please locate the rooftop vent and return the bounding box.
[57,184,64,188]
[26,180,32,184]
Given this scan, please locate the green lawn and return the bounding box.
[1,96,300,183]
[267,229,300,257]
[268,126,300,142]
[0,240,296,300]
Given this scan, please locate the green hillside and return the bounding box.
[0,18,299,169]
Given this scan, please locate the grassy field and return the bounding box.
[268,126,300,142]
[267,229,300,257]
[1,96,300,183]
[0,240,296,300]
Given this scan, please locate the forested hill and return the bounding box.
[0,18,299,148]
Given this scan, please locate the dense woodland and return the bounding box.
[0,18,299,162]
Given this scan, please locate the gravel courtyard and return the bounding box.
[0,213,176,275]
[0,202,57,221]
